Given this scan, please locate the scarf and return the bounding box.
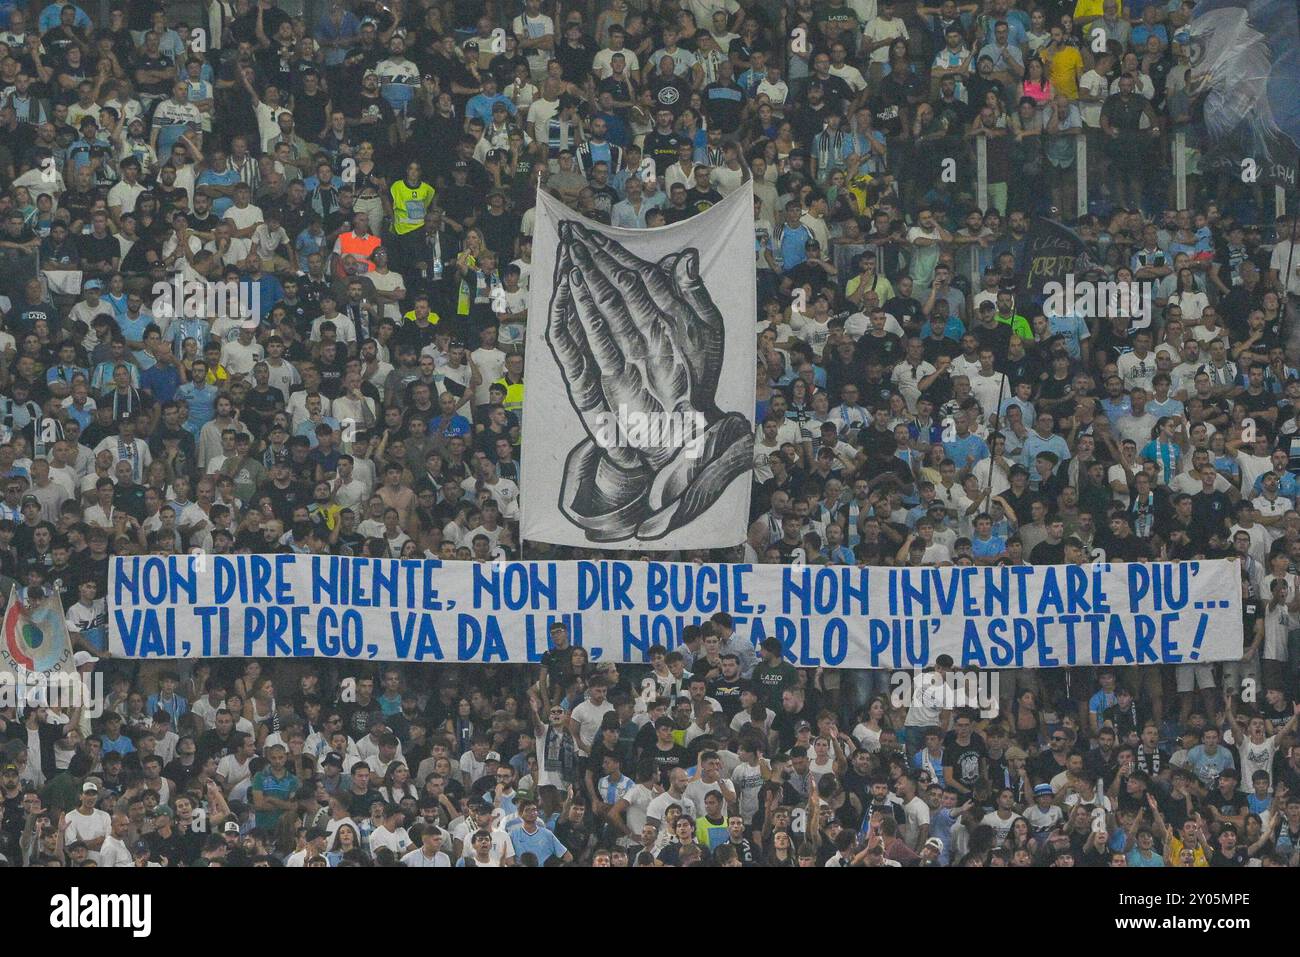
[112,387,140,419]
[543,724,578,782]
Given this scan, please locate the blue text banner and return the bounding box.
[108,555,1244,669]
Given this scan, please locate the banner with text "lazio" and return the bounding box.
[108,555,1243,670]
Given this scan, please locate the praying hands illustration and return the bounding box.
[545,220,752,542]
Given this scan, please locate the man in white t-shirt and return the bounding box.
[369,805,414,858]
[645,768,699,828]
[1268,216,1300,298]
[570,680,615,757]
[513,0,555,81]
[402,828,452,866]
[862,0,909,65]
[452,805,515,863]
[222,183,263,253]
[96,813,135,867]
[63,782,112,862]
[592,36,639,80]
[107,158,147,223]
[897,774,931,849]
[215,733,256,791]
[286,827,329,866]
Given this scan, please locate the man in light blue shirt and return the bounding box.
[176,362,218,434]
[1020,410,1070,474]
[942,411,989,471]
[1185,727,1235,787]
[982,11,1028,47]
[196,152,242,217]
[1047,310,1089,361]
[39,1,91,33]
[466,76,517,125]
[977,22,1024,78]
[970,515,1006,563]
[506,801,572,865]
[610,176,656,229]
[1126,828,1166,866]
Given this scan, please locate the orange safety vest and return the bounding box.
[337,231,381,270]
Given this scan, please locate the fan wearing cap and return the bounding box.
[1025,782,1065,835]
[918,835,945,865]
[63,779,112,861]
[349,68,398,146]
[131,839,162,867]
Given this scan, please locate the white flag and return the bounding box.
[1,585,76,680]
[521,184,756,549]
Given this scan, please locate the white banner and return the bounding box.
[520,185,756,549]
[109,555,1243,669]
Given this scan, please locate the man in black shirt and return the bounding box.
[538,621,572,700]
[231,0,293,48]
[662,183,693,224]
[791,83,832,145]
[644,53,689,111]
[488,34,528,86]
[806,56,854,116]
[883,276,923,330]
[855,310,903,368]
[942,710,987,794]
[133,32,174,104]
[706,655,746,720]
[645,718,691,787]
[554,23,594,85]
[703,61,745,134]
[643,108,684,179]
[1209,823,1248,866]
[41,5,82,63]
[1098,511,1153,562]
[1029,517,1067,564]
[1189,464,1233,548]
[684,165,723,215]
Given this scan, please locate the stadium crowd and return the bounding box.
[0,0,1298,869]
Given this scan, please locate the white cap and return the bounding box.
[73,651,100,668]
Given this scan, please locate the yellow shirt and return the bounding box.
[390,181,435,235]
[1073,0,1120,19]
[313,502,342,530]
[1046,45,1083,99]
[205,364,230,386]
[1167,836,1209,866]
[401,309,442,327]
[494,377,524,414]
[845,272,895,303]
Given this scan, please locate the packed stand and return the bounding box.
[0,0,1297,868]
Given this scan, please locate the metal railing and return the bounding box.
[966,122,1289,222]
